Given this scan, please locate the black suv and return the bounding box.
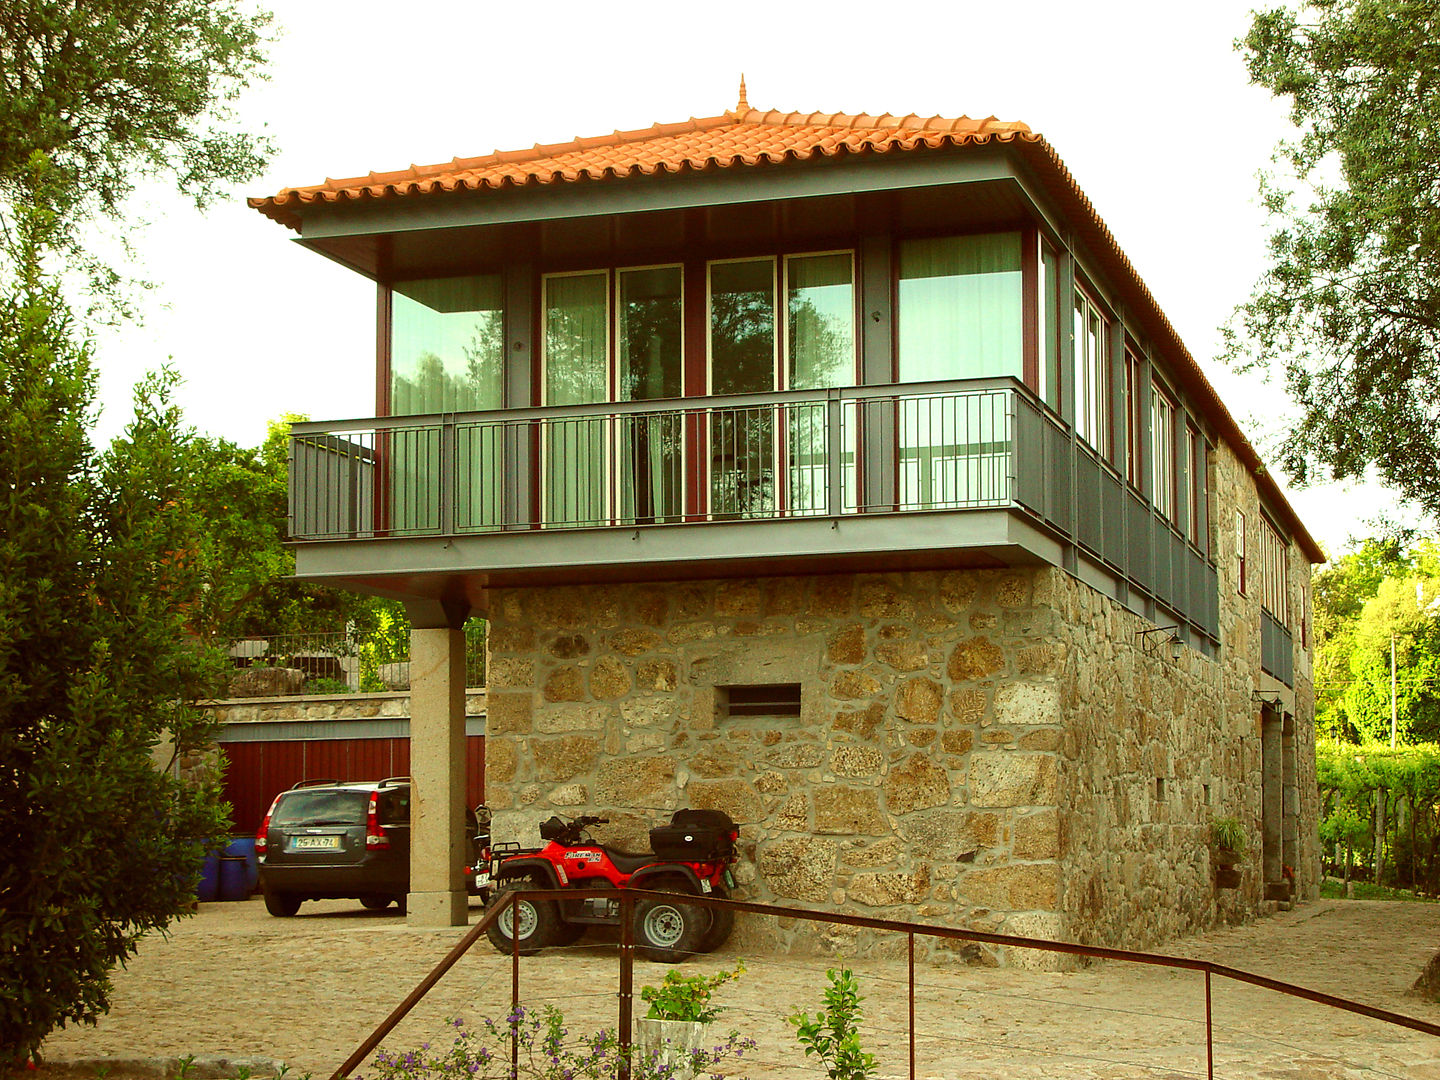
[256,777,488,917]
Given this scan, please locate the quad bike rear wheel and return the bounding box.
[698,883,735,952]
[634,885,708,963]
[486,878,557,956]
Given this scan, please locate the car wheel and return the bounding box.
[698,884,735,952]
[262,884,301,917]
[635,885,708,963]
[485,878,556,956]
[359,894,392,911]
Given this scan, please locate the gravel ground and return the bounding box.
[34,896,1440,1079]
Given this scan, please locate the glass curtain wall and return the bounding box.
[390,274,505,532]
[617,266,684,524]
[543,271,609,526]
[786,252,855,514]
[709,259,777,518]
[896,233,1021,508]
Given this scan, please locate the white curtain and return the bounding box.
[897,233,1022,382]
[544,272,609,525]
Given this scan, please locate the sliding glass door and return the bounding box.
[617,266,684,524]
[709,258,778,518]
[390,274,505,532]
[896,233,1020,508]
[542,271,609,526]
[708,253,856,518]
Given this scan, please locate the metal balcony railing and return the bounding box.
[289,378,1019,540]
[288,376,1221,641]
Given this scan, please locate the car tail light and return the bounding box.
[366,792,388,849]
[255,794,282,855]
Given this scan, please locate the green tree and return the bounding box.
[1313,536,1440,742]
[1345,573,1440,743]
[0,187,229,1063]
[1229,0,1440,514]
[1313,537,1414,736]
[0,2,271,1058]
[0,0,272,294]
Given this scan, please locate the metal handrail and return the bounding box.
[289,376,1035,435]
[332,888,1440,1080]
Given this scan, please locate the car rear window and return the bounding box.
[273,789,369,826]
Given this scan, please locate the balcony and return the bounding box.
[288,378,1218,640]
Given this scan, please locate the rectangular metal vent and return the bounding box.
[721,683,802,718]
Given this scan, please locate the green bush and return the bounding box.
[639,961,744,1023]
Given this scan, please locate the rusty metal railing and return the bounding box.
[331,889,1440,1080]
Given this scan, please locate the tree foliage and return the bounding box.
[0,0,272,297]
[0,184,230,1063]
[1313,536,1440,742]
[1229,0,1440,514]
[1317,740,1440,890]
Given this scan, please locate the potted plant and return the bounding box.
[1211,817,1247,888]
[636,961,744,1080]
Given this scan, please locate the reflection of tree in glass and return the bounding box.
[462,311,504,406]
[788,294,851,391]
[618,289,685,523]
[710,286,774,394]
[708,284,776,518]
[620,293,682,401]
[392,311,503,415]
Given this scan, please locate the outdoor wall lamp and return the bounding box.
[1136,624,1182,661]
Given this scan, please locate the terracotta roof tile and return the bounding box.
[248,109,1036,227]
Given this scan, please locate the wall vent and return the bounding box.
[720,683,802,718]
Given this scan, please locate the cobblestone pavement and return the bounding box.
[36,897,1440,1079]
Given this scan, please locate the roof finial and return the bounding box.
[736,74,749,113]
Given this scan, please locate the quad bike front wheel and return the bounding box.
[634,886,708,963]
[486,878,557,956]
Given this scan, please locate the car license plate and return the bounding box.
[475,871,491,888]
[699,878,712,894]
[290,835,341,851]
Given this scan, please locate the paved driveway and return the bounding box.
[37,897,1440,1079]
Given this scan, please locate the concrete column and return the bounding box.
[408,625,468,926]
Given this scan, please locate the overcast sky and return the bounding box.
[86,0,1422,559]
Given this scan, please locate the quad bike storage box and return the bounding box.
[649,809,736,861]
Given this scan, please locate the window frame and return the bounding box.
[1072,286,1112,459]
[1236,509,1248,596]
[1150,379,1178,522]
[1125,347,1145,490]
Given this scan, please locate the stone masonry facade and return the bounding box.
[484,444,1318,966]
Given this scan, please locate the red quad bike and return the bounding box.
[483,809,738,963]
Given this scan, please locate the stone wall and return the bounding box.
[485,538,1318,963]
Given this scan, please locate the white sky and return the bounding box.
[86,0,1423,560]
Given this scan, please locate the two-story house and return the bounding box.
[251,90,1322,961]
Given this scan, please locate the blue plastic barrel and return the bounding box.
[218,856,248,901]
[224,836,258,895]
[197,852,220,902]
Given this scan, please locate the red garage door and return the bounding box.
[220,736,485,835]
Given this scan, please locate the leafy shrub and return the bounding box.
[1210,817,1248,855]
[640,961,745,1023]
[304,676,352,695]
[789,965,875,1080]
